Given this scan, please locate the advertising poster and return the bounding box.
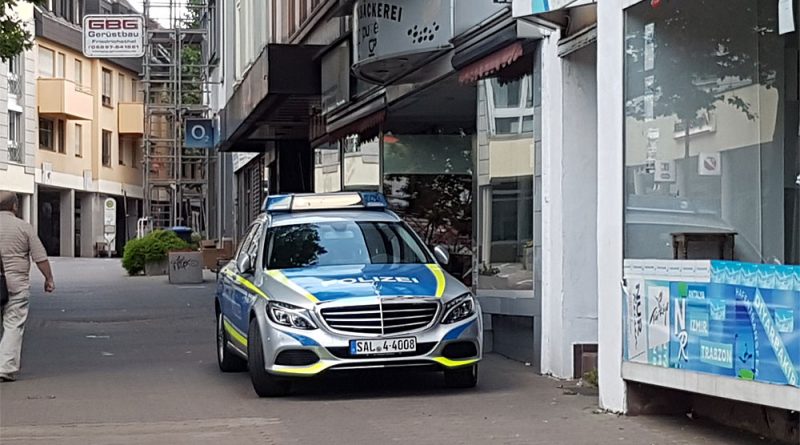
[623,260,800,387]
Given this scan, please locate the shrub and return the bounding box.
[122,230,190,275]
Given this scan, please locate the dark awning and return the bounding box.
[218,44,322,152]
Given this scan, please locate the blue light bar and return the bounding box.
[262,192,388,213]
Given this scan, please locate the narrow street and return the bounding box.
[0,258,772,444]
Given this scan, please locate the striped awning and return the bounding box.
[458,42,525,85]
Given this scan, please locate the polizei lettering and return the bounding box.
[322,276,420,287]
[357,2,403,22]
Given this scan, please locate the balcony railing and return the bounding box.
[7,73,21,97]
[7,141,23,164]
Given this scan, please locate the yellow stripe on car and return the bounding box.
[272,361,329,375]
[426,264,446,298]
[267,270,320,304]
[433,357,479,368]
[223,319,248,347]
[222,268,268,300]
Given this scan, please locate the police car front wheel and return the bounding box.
[216,313,247,373]
[248,318,291,397]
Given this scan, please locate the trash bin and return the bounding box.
[168,226,193,244]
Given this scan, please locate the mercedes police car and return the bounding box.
[215,192,482,397]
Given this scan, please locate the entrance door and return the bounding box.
[37,190,61,256]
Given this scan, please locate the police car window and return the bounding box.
[244,223,264,264]
[264,222,430,270]
[235,224,258,265]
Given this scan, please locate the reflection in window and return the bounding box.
[264,222,430,269]
[486,75,535,135]
[343,135,379,190]
[623,0,797,264]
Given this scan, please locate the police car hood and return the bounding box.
[265,263,462,305]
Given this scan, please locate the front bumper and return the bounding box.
[258,312,483,377]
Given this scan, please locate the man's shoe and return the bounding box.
[0,374,16,382]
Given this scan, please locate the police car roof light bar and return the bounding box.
[262,192,387,213]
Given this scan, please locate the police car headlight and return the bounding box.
[267,301,318,330]
[442,294,476,324]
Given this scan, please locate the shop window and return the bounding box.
[102,130,112,166]
[475,63,540,292]
[343,135,380,190]
[382,134,473,284]
[321,41,350,113]
[313,144,341,193]
[623,0,798,264]
[39,118,54,151]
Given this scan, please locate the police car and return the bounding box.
[215,192,482,397]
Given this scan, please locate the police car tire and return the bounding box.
[444,364,478,389]
[217,313,247,372]
[248,318,291,397]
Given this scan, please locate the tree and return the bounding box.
[0,0,45,61]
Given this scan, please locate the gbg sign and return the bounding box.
[353,0,453,83]
[83,15,144,58]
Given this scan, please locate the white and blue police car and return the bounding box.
[215,192,482,397]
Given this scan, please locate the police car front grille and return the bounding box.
[320,301,439,335]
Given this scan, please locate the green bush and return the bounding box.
[122,230,190,275]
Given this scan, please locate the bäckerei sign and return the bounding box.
[353,0,452,79]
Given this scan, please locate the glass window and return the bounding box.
[321,41,350,113]
[475,58,540,291]
[57,119,65,153]
[118,73,125,101]
[39,118,54,150]
[119,137,126,165]
[8,111,22,163]
[55,53,65,78]
[343,135,380,190]
[264,222,431,270]
[74,123,83,157]
[235,223,259,268]
[73,59,82,85]
[623,0,797,264]
[102,130,112,166]
[38,47,54,77]
[102,69,112,106]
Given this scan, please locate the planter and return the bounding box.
[168,251,203,284]
[144,258,169,276]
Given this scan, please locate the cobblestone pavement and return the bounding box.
[0,258,775,444]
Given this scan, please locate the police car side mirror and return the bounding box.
[433,245,450,266]
[237,255,253,275]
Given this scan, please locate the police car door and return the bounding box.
[230,221,264,333]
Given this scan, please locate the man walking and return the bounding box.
[0,191,54,382]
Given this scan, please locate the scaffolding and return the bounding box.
[141,0,216,234]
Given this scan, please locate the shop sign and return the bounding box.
[82,15,144,58]
[513,0,595,17]
[353,0,453,75]
[623,260,800,388]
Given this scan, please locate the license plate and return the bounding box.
[349,337,417,356]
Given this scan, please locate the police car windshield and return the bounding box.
[264,221,432,270]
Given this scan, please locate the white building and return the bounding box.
[515,0,799,439]
[0,3,37,222]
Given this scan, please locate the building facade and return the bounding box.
[30,1,145,257]
[212,0,602,381]
[1,3,38,224]
[513,0,799,438]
